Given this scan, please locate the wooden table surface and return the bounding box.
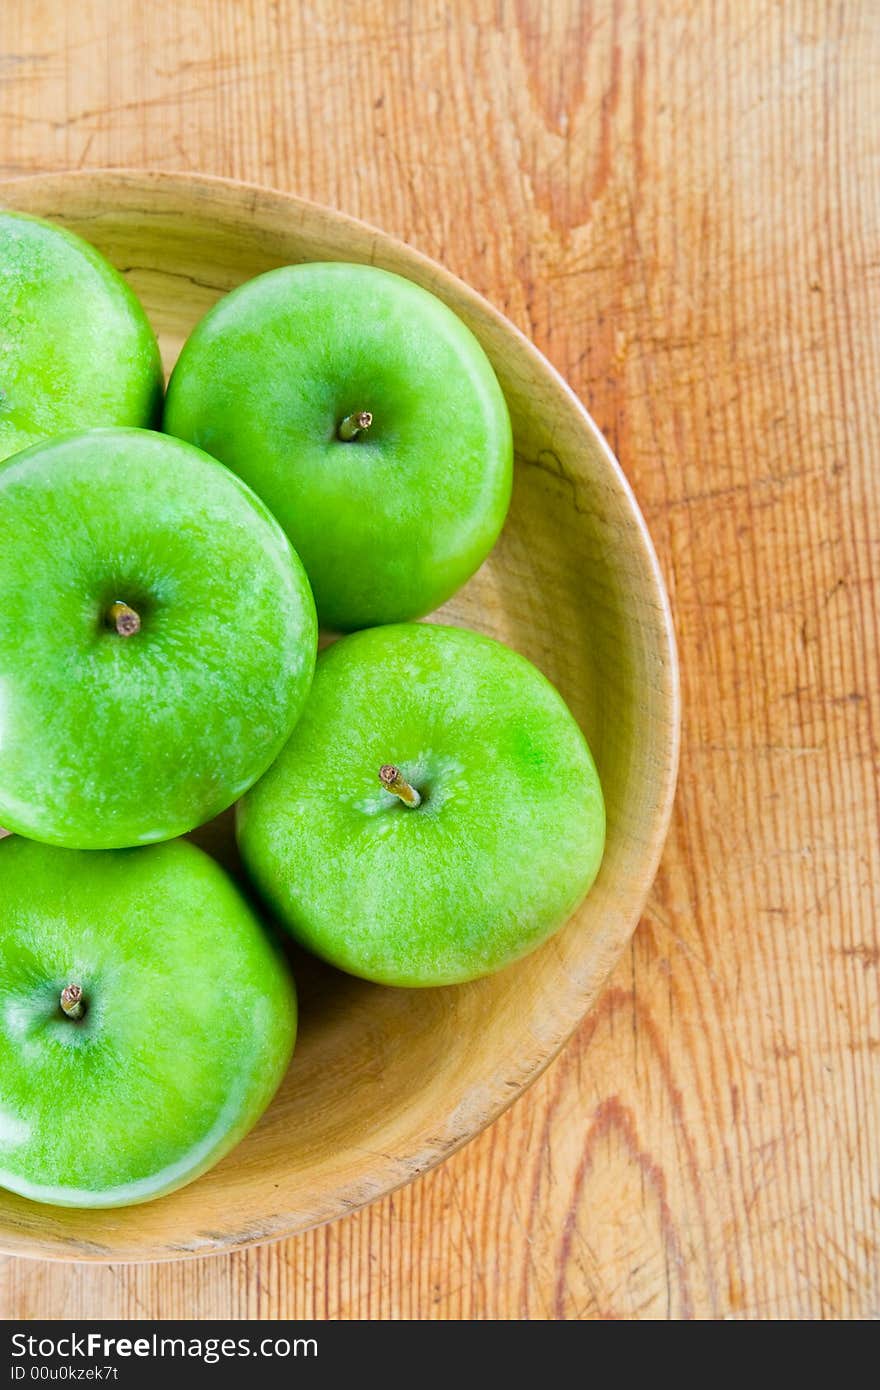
[1,0,877,1321]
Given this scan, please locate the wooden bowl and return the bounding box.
[0,171,679,1262]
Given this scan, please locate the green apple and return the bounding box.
[0,836,296,1208]
[237,623,605,986]
[0,428,317,849]
[0,211,163,462]
[163,262,513,630]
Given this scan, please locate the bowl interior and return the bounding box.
[0,172,678,1261]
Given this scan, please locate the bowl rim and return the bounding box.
[0,168,680,1262]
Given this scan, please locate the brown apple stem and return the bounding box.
[379,764,421,808]
[338,410,373,442]
[107,601,141,637]
[0,827,11,840]
[60,983,85,1021]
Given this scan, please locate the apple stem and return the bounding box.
[0,827,11,839]
[107,601,141,637]
[338,411,373,442]
[379,764,422,808]
[60,983,85,1021]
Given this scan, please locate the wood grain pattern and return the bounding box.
[1,0,878,1318]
